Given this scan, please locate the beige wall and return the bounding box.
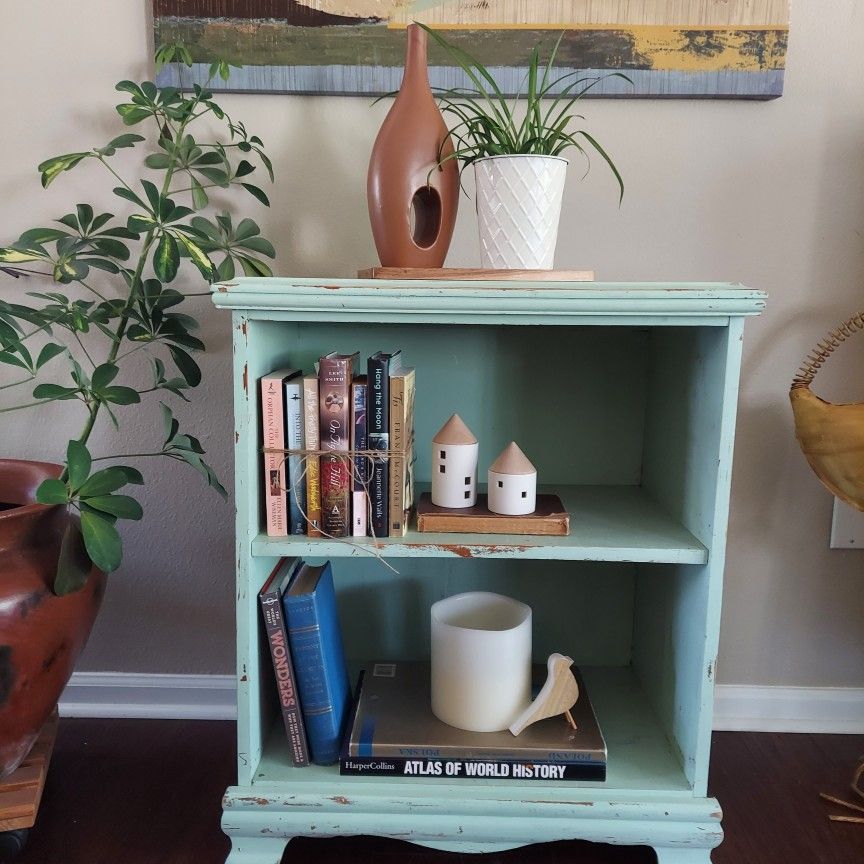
[1,1,862,684]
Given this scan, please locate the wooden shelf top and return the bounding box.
[212,277,765,323]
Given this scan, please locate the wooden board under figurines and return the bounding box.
[416,492,569,536]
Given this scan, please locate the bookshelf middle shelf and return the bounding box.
[250,484,708,565]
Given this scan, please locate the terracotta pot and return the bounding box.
[367,23,459,268]
[0,459,105,778]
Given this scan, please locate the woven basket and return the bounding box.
[790,312,864,511]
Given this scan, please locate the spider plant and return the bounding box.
[419,24,628,202]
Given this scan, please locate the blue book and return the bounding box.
[282,561,351,765]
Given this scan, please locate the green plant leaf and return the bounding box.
[145,153,171,170]
[33,383,80,400]
[38,153,90,188]
[100,385,141,405]
[0,350,31,370]
[153,233,180,283]
[113,186,147,209]
[175,234,216,282]
[161,402,180,443]
[168,344,202,386]
[66,439,92,490]
[54,520,92,596]
[240,183,269,206]
[78,467,130,497]
[0,247,45,264]
[36,478,69,505]
[91,362,119,390]
[36,342,66,369]
[190,177,209,210]
[83,494,143,521]
[80,507,122,572]
[115,466,144,485]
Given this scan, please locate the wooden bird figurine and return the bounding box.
[509,653,579,737]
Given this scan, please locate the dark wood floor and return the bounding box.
[9,719,864,863]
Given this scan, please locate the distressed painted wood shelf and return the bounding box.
[251,484,708,564]
[213,277,765,864]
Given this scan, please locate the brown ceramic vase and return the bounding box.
[0,459,105,778]
[367,23,459,268]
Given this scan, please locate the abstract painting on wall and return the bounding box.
[153,0,790,99]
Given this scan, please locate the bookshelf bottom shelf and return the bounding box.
[221,667,723,863]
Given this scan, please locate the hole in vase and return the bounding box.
[409,186,442,249]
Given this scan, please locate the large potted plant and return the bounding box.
[421,25,627,270]
[0,48,275,776]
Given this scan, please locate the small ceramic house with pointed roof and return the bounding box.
[488,442,537,516]
[431,414,478,508]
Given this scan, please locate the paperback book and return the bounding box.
[351,376,368,537]
[388,367,415,537]
[367,350,401,538]
[284,376,306,535]
[302,375,321,537]
[258,559,309,766]
[341,662,606,782]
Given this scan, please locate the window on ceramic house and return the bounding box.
[440,450,446,459]
[439,465,445,473]
[464,491,470,499]
[464,477,470,485]
[521,490,527,498]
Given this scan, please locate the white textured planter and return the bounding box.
[431,592,532,732]
[474,154,568,270]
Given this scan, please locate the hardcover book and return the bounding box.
[388,367,415,537]
[367,350,401,539]
[302,375,321,537]
[284,376,307,535]
[283,561,351,766]
[351,376,369,537]
[318,353,358,538]
[341,661,605,781]
[258,559,309,766]
[260,367,302,537]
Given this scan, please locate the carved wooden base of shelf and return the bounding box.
[0,709,58,832]
[222,785,722,863]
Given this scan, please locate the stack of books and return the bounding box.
[260,350,415,539]
[340,661,607,782]
[258,558,351,766]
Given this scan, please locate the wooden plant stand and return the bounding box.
[0,710,59,856]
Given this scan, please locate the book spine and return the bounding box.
[302,376,321,537]
[284,590,348,766]
[284,380,306,535]
[367,357,390,538]
[351,379,368,537]
[258,583,309,766]
[261,375,288,536]
[340,757,606,782]
[319,358,353,537]
[388,370,415,537]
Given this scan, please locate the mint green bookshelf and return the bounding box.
[213,278,765,864]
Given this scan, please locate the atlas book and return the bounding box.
[340,661,606,781]
[284,375,306,535]
[351,376,369,537]
[388,367,415,537]
[367,350,401,538]
[302,375,321,537]
[318,352,358,538]
[283,560,351,765]
[260,367,302,537]
[258,559,309,766]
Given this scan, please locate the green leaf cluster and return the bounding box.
[0,48,275,594]
[418,25,629,202]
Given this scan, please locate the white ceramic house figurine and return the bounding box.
[431,414,478,508]
[488,442,537,515]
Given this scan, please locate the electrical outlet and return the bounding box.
[830,498,864,548]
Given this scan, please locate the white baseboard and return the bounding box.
[60,674,864,733]
[713,683,864,733]
[59,673,237,720]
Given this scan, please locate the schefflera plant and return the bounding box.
[0,55,275,594]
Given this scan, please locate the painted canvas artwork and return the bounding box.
[153,0,789,99]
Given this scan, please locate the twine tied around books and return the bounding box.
[262,445,415,573]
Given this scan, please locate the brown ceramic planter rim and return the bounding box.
[0,459,62,523]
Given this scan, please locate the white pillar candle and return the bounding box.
[431,592,532,732]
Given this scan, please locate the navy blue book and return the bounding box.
[282,560,351,765]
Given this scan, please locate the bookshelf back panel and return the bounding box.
[247,319,649,488]
[318,557,636,668]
